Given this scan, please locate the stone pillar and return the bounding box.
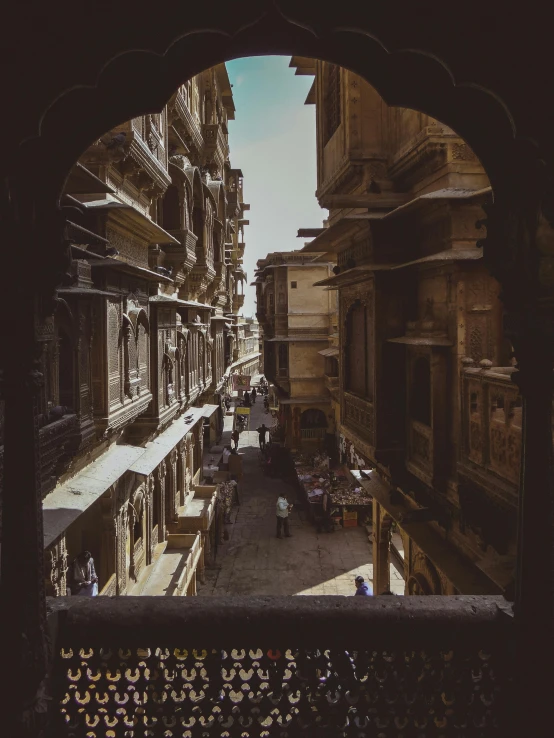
[478,188,554,737]
[169,448,178,519]
[100,489,116,591]
[512,348,554,736]
[371,500,390,595]
[0,300,50,736]
[156,461,167,540]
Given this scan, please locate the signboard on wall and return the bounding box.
[233,374,251,391]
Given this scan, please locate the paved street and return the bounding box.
[198,384,377,597]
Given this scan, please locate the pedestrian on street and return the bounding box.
[231,428,240,450]
[228,448,243,481]
[276,495,293,539]
[251,387,257,403]
[319,489,334,533]
[257,423,269,451]
[221,445,231,470]
[354,575,373,596]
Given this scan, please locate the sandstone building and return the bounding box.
[254,251,337,448]
[290,57,522,598]
[0,64,255,598]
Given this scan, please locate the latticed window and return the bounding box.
[346,303,367,396]
[324,64,341,144]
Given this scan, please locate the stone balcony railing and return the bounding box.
[171,88,204,153]
[460,361,522,489]
[46,595,514,736]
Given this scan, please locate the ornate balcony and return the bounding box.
[202,123,229,169]
[169,88,204,155]
[233,293,245,311]
[47,595,514,736]
[163,227,198,282]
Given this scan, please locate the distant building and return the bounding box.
[254,251,336,448]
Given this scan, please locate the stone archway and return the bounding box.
[1,5,554,736]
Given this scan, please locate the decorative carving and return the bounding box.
[451,142,477,161]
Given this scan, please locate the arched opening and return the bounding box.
[300,408,327,429]
[3,11,554,733]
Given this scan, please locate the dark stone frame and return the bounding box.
[1,2,553,735]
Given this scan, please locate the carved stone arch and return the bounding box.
[409,552,443,595]
[128,307,150,338]
[53,297,76,340]
[186,166,204,210]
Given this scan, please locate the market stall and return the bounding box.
[291,451,373,528]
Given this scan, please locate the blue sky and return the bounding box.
[226,56,326,316]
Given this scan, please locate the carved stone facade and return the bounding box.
[292,57,525,598]
[254,252,334,447]
[0,63,250,601]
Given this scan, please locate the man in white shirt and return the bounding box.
[276,495,293,539]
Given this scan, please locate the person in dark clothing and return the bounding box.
[257,423,269,451]
[251,387,257,403]
[320,489,334,533]
[354,575,373,596]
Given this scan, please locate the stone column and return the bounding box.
[0,300,50,736]
[100,486,116,590]
[478,188,554,737]
[371,499,390,595]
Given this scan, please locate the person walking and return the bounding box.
[320,488,334,533]
[257,423,269,451]
[70,551,99,596]
[354,575,373,596]
[228,448,243,481]
[276,495,293,539]
[231,428,240,450]
[251,387,257,403]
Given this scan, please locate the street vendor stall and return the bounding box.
[291,451,373,528]
[234,406,250,432]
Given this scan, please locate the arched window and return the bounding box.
[411,356,431,426]
[300,409,327,429]
[346,302,368,397]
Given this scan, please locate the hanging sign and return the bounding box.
[233,374,251,391]
[236,407,250,416]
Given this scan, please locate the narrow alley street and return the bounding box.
[198,381,377,597]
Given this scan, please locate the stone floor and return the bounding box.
[198,384,380,597]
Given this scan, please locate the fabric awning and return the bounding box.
[43,444,145,548]
[318,347,339,357]
[129,408,205,477]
